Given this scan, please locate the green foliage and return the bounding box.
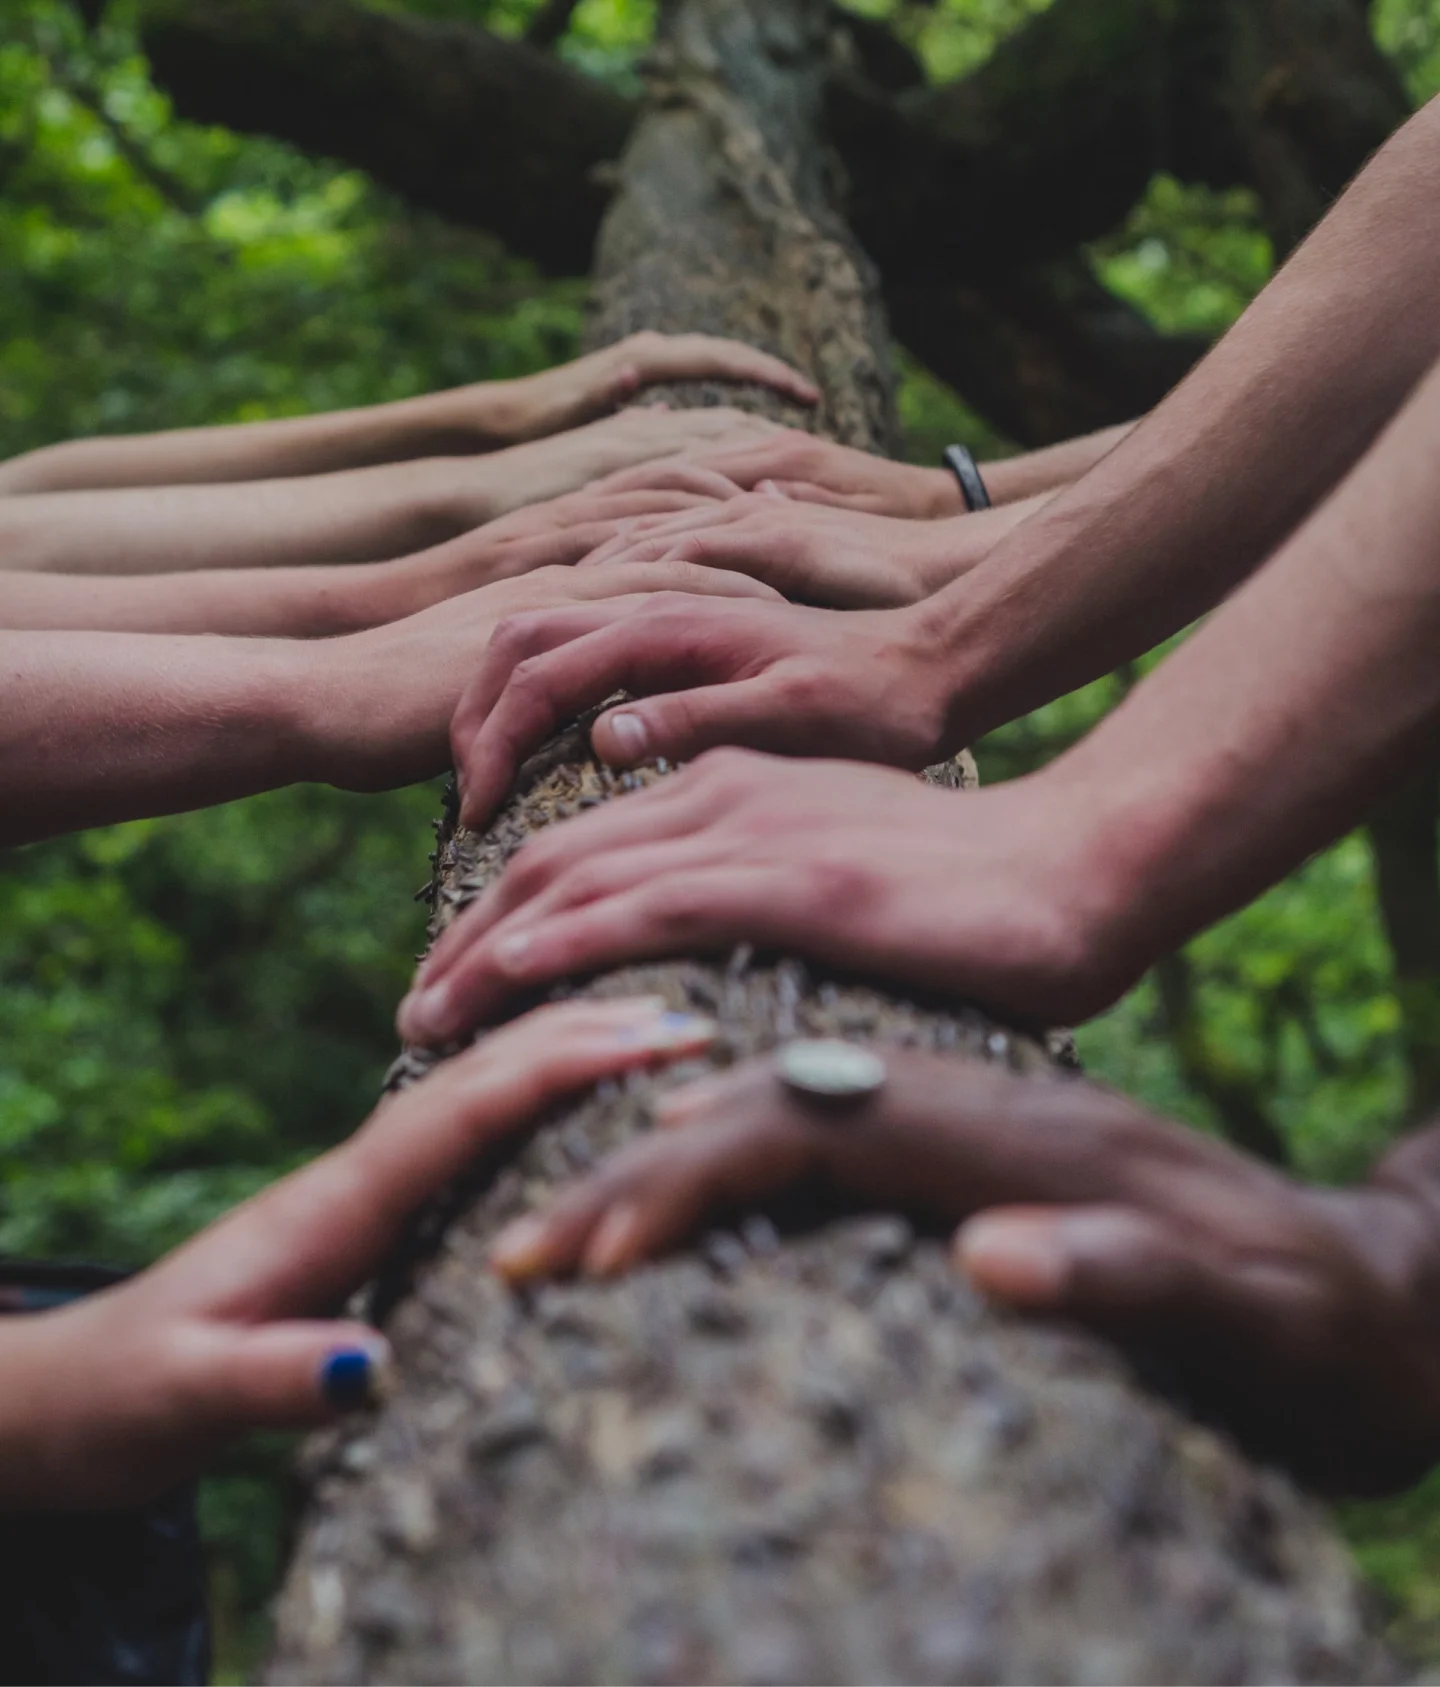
[3,0,1440,1669]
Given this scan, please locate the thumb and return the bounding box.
[954,1205,1198,1338]
[592,674,818,768]
[181,1320,394,1434]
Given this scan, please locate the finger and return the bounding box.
[421,865,807,1027]
[581,560,783,604]
[175,1320,395,1435]
[764,479,887,513]
[450,600,651,824]
[589,462,748,502]
[954,1203,1274,1351]
[153,999,720,1318]
[630,336,820,405]
[411,771,725,997]
[405,837,756,1044]
[491,1107,814,1282]
[590,672,830,769]
[454,599,750,826]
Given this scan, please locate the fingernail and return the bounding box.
[494,929,532,973]
[585,1204,644,1277]
[320,1340,393,1411]
[491,1214,551,1280]
[399,982,453,1043]
[620,1011,717,1048]
[955,1217,1069,1307]
[606,713,648,761]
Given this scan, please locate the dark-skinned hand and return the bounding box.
[490,1048,1440,1497]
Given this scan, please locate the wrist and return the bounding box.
[901,465,966,519]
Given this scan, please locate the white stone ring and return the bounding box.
[778,1039,887,1107]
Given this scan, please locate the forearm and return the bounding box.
[0,459,487,576]
[1051,352,1440,981]
[982,423,1135,505]
[0,558,427,636]
[930,99,1440,738]
[0,632,333,843]
[0,386,503,495]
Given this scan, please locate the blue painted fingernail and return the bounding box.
[321,1348,375,1411]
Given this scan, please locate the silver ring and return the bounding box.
[778,1039,887,1106]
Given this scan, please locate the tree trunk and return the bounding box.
[268,4,1392,1679]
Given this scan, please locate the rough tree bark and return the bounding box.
[267,4,1394,1681]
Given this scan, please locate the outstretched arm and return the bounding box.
[0,557,777,847]
[0,481,735,634]
[489,1050,1440,1496]
[0,409,774,577]
[0,998,716,1511]
[0,332,816,495]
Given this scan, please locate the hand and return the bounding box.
[392,479,741,614]
[0,998,716,1511]
[310,560,784,794]
[488,1048,1440,1496]
[484,333,819,442]
[400,752,1127,1046]
[448,591,961,827]
[579,491,1004,608]
[599,428,961,518]
[475,406,781,520]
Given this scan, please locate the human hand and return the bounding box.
[309,559,783,794]
[578,491,1002,608]
[476,406,782,520]
[599,427,961,518]
[489,1048,1440,1496]
[483,333,818,442]
[401,752,1127,1047]
[391,478,741,614]
[0,998,716,1511]
[448,587,957,826]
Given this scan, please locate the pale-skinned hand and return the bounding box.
[313,561,784,794]
[475,406,782,520]
[0,999,716,1512]
[577,489,1018,607]
[448,592,958,827]
[393,480,739,612]
[489,1048,1440,1496]
[400,751,1130,1048]
[597,428,961,518]
[485,333,818,441]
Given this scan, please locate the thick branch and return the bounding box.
[888,260,1208,446]
[139,0,631,275]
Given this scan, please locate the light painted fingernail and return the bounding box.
[399,983,453,1043]
[606,713,649,761]
[491,1214,552,1280]
[494,930,532,972]
[955,1217,1069,1306]
[625,1011,717,1049]
[585,1204,644,1277]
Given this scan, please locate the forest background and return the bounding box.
[3,0,1440,1674]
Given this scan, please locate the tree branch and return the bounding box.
[139,0,633,276]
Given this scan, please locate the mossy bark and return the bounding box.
[267,3,1394,1679]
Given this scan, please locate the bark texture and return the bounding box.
[269,735,1390,1687]
[268,3,1395,1679]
